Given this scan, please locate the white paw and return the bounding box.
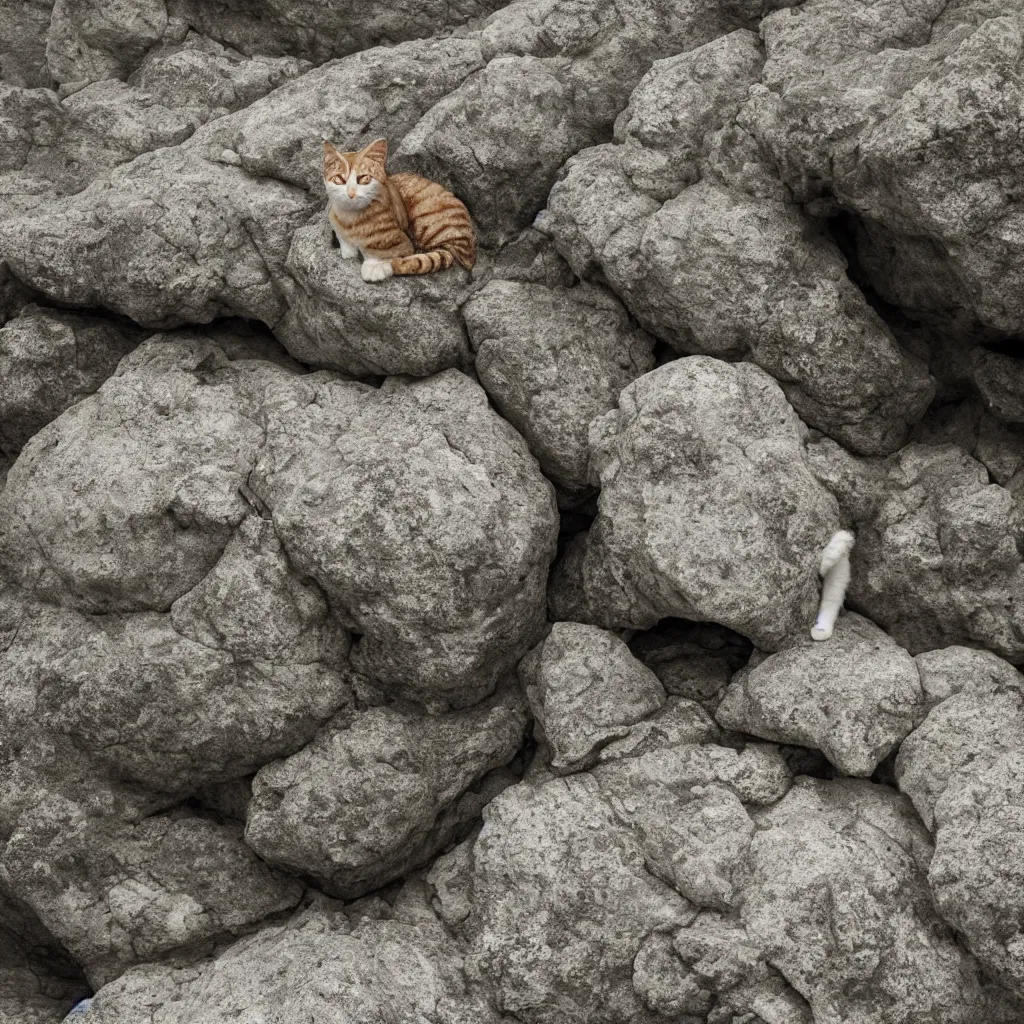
[361,259,394,283]
[338,237,359,259]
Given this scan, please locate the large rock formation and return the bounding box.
[3,0,1024,1015]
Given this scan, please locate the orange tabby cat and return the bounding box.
[323,139,476,283]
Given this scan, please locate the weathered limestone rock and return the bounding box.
[85,886,507,1024]
[717,613,926,776]
[808,436,1024,660]
[431,773,694,1024]
[543,30,935,455]
[519,622,666,773]
[549,356,841,651]
[744,0,1024,338]
[464,280,655,502]
[0,305,139,458]
[245,686,528,897]
[0,796,302,987]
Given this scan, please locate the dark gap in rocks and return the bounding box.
[870,749,900,790]
[652,338,678,367]
[825,209,914,329]
[330,231,340,248]
[778,744,837,781]
[980,336,1024,358]
[556,507,596,562]
[628,617,754,708]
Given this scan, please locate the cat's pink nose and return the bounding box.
[347,186,357,198]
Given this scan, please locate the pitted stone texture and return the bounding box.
[169,0,504,66]
[929,751,1024,997]
[893,647,1024,993]
[0,305,139,458]
[430,773,693,1024]
[252,367,558,709]
[275,217,475,377]
[0,796,302,988]
[0,891,90,1024]
[593,743,791,909]
[0,339,282,613]
[245,686,528,898]
[519,622,666,774]
[0,0,54,88]
[549,357,841,652]
[744,0,1024,337]
[545,144,934,456]
[0,38,484,330]
[808,436,1024,661]
[85,887,507,1024]
[717,613,926,777]
[464,280,656,502]
[740,777,1012,1024]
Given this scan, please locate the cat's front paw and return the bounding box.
[338,237,359,259]
[361,259,394,283]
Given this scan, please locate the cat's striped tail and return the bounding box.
[390,250,455,275]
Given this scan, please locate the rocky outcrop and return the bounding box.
[550,356,841,650]
[717,612,926,776]
[808,436,1024,661]
[245,685,528,897]
[4,0,1024,1014]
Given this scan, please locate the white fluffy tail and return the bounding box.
[812,530,855,641]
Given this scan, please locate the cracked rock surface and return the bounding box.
[3,0,1024,1017]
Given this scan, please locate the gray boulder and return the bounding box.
[717,612,927,776]
[808,436,1024,660]
[894,647,1024,993]
[519,622,666,774]
[430,772,693,1024]
[549,356,841,651]
[0,304,139,458]
[85,885,507,1024]
[245,685,528,898]
[0,795,302,988]
[736,777,1014,1024]
[464,280,655,502]
[543,31,935,455]
[744,0,1024,337]
[275,217,475,376]
[0,0,54,88]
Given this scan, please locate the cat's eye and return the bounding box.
[330,175,343,184]
[357,175,372,184]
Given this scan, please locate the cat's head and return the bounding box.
[323,139,387,211]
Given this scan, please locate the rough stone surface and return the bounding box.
[245,685,528,897]
[0,304,139,458]
[464,280,656,502]
[0,798,303,987]
[549,356,841,651]
[808,435,1024,661]
[717,612,927,776]
[85,886,507,1024]
[4,0,1024,1013]
[519,622,666,773]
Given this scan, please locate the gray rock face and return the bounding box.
[0,797,302,987]
[519,622,666,773]
[744,0,1024,338]
[542,30,936,456]
[717,613,927,776]
[5,0,1024,1013]
[86,886,507,1024]
[464,280,655,502]
[245,686,528,898]
[0,337,557,711]
[895,647,1024,994]
[549,356,841,650]
[0,305,139,458]
[809,435,1024,660]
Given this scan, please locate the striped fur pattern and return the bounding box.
[323,138,476,283]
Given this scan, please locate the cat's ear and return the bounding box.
[360,138,388,165]
[322,141,349,175]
